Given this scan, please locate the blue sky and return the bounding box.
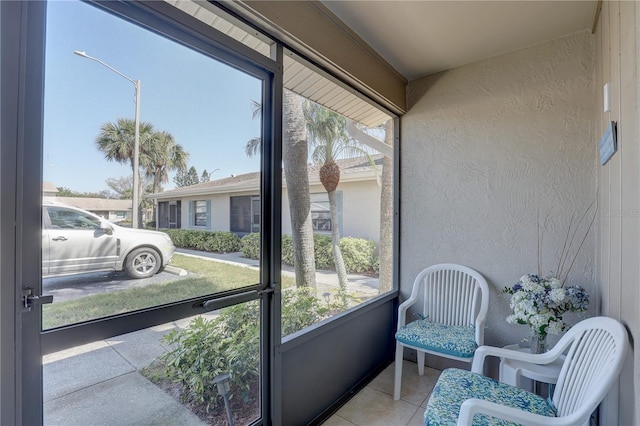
[44,1,262,193]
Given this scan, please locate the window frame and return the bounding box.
[230,195,261,234]
[192,200,208,227]
[310,192,332,233]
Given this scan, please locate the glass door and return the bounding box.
[35,2,276,424]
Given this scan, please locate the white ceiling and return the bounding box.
[322,1,598,80]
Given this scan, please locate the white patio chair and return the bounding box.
[424,316,629,426]
[394,264,489,400]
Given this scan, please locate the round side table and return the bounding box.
[499,344,565,396]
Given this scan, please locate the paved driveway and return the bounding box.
[43,270,188,303]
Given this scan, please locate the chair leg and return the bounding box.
[417,350,425,376]
[393,342,404,400]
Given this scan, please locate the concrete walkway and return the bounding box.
[43,249,380,425]
[44,320,206,426]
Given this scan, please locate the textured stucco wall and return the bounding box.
[401,31,596,352]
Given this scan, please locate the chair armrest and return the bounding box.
[474,319,486,346]
[396,297,418,330]
[471,345,566,374]
[457,399,561,426]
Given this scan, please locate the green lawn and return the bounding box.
[42,254,293,329]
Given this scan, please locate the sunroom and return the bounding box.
[1,1,637,425]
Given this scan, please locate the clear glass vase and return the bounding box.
[530,332,547,354]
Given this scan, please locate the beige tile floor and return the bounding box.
[323,360,441,426]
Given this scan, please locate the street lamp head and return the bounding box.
[73,50,88,58]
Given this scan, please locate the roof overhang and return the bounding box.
[167,0,396,127]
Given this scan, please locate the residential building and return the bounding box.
[150,156,383,242]
[42,182,132,223]
[45,196,132,222]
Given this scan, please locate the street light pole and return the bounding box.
[132,79,141,229]
[74,50,141,228]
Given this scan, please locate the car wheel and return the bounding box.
[125,247,161,279]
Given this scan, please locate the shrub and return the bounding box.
[161,303,259,412]
[186,230,208,250]
[237,232,377,274]
[163,229,183,246]
[281,287,331,336]
[205,232,242,253]
[340,237,376,274]
[281,234,294,265]
[313,234,333,270]
[162,229,241,253]
[240,233,260,259]
[160,288,338,411]
[173,227,379,274]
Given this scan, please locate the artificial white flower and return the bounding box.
[522,280,544,293]
[547,321,564,335]
[506,314,519,324]
[550,288,566,303]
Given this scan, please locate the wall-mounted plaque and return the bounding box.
[599,121,617,166]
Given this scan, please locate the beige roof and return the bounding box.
[152,172,262,199]
[150,155,383,200]
[46,197,132,212]
[42,181,59,194]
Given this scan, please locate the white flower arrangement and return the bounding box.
[503,274,589,337]
[505,203,595,338]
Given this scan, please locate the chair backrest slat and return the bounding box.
[420,265,487,328]
[552,318,627,418]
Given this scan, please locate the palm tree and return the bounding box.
[345,119,395,293]
[245,99,262,157]
[378,119,394,293]
[144,131,188,194]
[96,118,154,166]
[96,118,155,227]
[245,91,317,288]
[283,91,318,288]
[144,131,188,221]
[304,101,372,300]
[96,118,186,227]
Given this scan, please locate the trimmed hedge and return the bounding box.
[340,237,377,274]
[240,233,377,274]
[239,232,260,259]
[163,229,241,253]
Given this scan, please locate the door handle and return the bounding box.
[22,288,54,312]
[52,236,67,241]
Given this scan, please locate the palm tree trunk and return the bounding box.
[328,190,348,304]
[283,90,316,288]
[152,171,162,227]
[378,119,394,293]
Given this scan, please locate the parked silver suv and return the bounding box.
[42,202,175,279]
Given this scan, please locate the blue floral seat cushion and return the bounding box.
[424,368,556,426]
[395,320,477,358]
